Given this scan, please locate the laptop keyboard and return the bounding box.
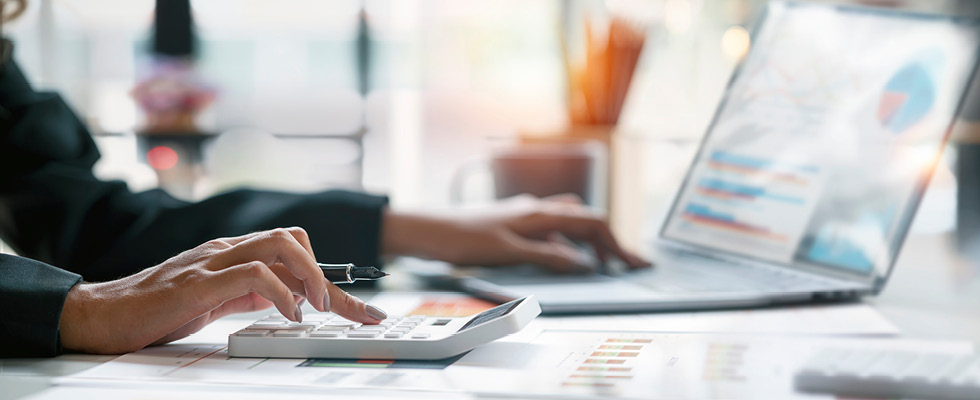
[630,251,837,293]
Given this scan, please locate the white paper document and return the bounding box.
[63,295,953,399]
[446,330,972,399]
[65,329,969,399]
[368,292,900,335]
[26,383,473,400]
[65,341,463,392]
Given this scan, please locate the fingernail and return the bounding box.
[294,304,303,323]
[298,297,307,307]
[322,291,331,312]
[365,304,387,321]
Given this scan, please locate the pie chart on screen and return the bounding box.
[877,63,936,134]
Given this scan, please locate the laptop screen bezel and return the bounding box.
[656,0,980,290]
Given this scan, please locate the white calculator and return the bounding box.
[794,347,980,400]
[228,296,540,360]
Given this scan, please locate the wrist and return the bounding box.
[381,209,455,260]
[59,282,101,353]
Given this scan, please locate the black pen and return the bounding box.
[318,263,389,284]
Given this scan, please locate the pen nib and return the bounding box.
[349,265,390,280]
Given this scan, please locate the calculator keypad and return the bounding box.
[234,313,430,339]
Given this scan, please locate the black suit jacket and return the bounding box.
[0,50,388,357]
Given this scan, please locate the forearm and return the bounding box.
[2,181,388,281]
[381,209,457,260]
[380,207,512,265]
[59,269,194,354]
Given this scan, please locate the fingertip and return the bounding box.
[628,255,653,269]
[366,304,387,321]
[275,304,296,322]
[325,288,382,324]
[303,279,329,312]
[309,289,325,313]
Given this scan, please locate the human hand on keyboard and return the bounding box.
[58,227,387,354]
[382,194,651,273]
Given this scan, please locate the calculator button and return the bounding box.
[317,326,349,331]
[411,333,430,339]
[353,326,387,332]
[310,331,342,338]
[390,327,411,333]
[273,330,306,337]
[384,332,404,338]
[251,321,288,327]
[235,329,270,337]
[347,332,380,338]
[320,322,359,328]
[247,324,290,330]
[276,322,302,328]
[272,326,313,332]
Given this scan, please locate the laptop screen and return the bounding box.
[661,2,980,280]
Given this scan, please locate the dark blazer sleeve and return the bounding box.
[0,254,82,357]
[0,53,388,282]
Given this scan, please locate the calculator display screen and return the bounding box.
[456,298,523,332]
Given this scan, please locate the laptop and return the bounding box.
[423,1,980,314]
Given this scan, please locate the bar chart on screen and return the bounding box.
[668,149,823,261]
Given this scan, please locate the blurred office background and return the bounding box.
[2,0,978,257]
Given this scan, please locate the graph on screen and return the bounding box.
[662,2,980,269]
[878,63,936,134]
[680,151,819,243]
[669,148,823,260]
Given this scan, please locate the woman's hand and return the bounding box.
[59,227,387,354]
[382,195,650,272]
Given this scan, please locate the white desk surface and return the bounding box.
[2,232,979,400]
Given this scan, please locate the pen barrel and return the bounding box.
[318,263,354,284]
